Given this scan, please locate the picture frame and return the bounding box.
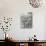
[21,12,32,29]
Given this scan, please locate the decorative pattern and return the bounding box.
[29,0,43,8]
[1,17,12,33]
[0,17,12,39]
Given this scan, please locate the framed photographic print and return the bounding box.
[21,12,32,29]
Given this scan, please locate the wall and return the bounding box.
[0,0,46,40]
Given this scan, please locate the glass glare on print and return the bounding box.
[21,12,32,29]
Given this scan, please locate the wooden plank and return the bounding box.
[24,43,28,46]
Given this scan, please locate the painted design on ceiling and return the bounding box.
[29,0,43,8]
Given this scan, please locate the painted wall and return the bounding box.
[0,0,46,40]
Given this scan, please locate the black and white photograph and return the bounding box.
[21,12,32,29]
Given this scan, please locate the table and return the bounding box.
[5,39,46,46]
